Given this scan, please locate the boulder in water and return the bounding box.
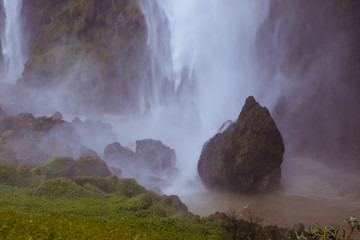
[198,96,285,193]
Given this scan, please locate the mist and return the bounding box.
[0,0,360,226]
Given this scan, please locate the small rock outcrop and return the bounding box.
[51,111,63,120]
[198,96,285,193]
[135,139,177,173]
[0,112,97,167]
[104,139,178,190]
[71,117,117,153]
[104,142,134,164]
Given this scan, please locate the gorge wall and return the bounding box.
[0,0,359,175]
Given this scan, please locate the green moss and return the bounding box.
[36,177,93,198]
[20,0,147,114]
[75,175,118,193]
[0,130,15,140]
[73,156,111,177]
[116,178,147,197]
[0,164,42,188]
[32,156,110,180]
[150,195,189,218]
[31,157,75,179]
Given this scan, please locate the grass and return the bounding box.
[0,164,228,239]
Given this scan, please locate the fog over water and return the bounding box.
[0,0,359,227]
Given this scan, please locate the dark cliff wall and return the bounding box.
[257,0,360,171]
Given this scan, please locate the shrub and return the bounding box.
[36,177,93,198]
[73,156,111,177]
[75,175,118,193]
[289,216,360,240]
[32,156,111,180]
[116,178,147,197]
[31,157,75,179]
[0,164,42,187]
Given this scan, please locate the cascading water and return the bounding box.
[0,0,25,83]
[131,0,270,184]
[129,0,360,225]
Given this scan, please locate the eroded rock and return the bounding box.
[103,139,178,191]
[198,96,285,193]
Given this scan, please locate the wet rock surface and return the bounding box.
[198,96,285,193]
[104,139,178,191]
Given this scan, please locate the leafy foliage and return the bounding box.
[289,216,360,240]
[31,156,111,180]
[0,163,41,187]
[0,170,227,239]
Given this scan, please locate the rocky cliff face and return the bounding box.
[19,0,148,114]
[198,96,284,193]
[256,0,360,172]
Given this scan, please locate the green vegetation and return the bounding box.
[0,161,357,239]
[289,216,360,240]
[31,156,111,179]
[20,0,148,113]
[0,164,41,187]
[0,162,228,239]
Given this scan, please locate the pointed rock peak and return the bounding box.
[198,96,285,193]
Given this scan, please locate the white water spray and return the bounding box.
[116,0,271,190]
[1,0,25,83]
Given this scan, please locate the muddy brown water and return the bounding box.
[178,159,360,229]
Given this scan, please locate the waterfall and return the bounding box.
[125,0,270,186]
[0,0,25,83]
[139,0,270,127]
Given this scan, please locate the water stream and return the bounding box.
[0,0,25,83]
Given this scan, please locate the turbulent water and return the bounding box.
[0,0,25,83]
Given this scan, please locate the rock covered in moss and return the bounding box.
[0,112,96,167]
[198,96,285,193]
[0,163,42,187]
[74,156,111,178]
[20,0,148,114]
[32,156,111,180]
[36,177,94,198]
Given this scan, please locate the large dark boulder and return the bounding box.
[198,96,285,193]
